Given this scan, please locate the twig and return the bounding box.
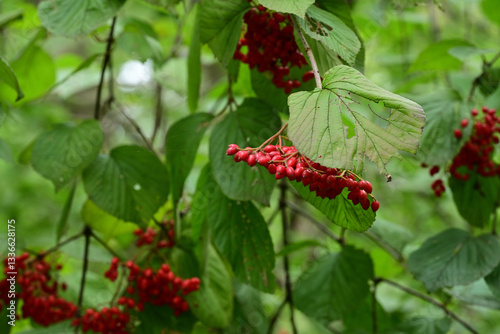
[487,50,500,67]
[151,83,163,144]
[292,17,322,89]
[119,107,155,151]
[94,17,117,120]
[364,230,405,263]
[377,278,479,334]
[285,199,343,245]
[267,299,287,334]
[35,232,84,260]
[90,230,122,260]
[279,182,298,334]
[75,226,92,333]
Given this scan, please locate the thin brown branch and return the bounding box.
[292,17,322,89]
[35,232,84,260]
[119,107,155,151]
[75,226,92,333]
[90,230,122,260]
[151,83,163,144]
[364,230,405,263]
[267,299,287,334]
[94,17,117,120]
[377,278,479,334]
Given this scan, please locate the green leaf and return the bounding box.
[188,6,202,114]
[343,298,395,333]
[199,0,250,66]
[478,66,500,96]
[81,199,138,241]
[250,69,288,113]
[259,0,314,18]
[449,172,500,228]
[410,40,471,72]
[82,145,169,225]
[209,98,280,205]
[0,138,14,164]
[187,245,234,328]
[416,90,471,165]
[0,55,24,101]
[166,113,213,205]
[134,303,196,334]
[32,120,103,190]
[56,181,77,242]
[295,6,361,66]
[116,19,164,63]
[17,140,34,165]
[485,262,500,300]
[288,65,425,177]
[290,181,376,232]
[38,0,126,37]
[408,228,500,292]
[0,9,23,29]
[294,246,374,324]
[203,168,275,292]
[481,0,500,26]
[0,303,13,334]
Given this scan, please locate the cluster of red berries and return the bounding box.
[133,219,175,248]
[424,107,499,196]
[227,143,379,212]
[104,259,200,317]
[233,5,313,93]
[72,307,130,334]
[0,253,76,327]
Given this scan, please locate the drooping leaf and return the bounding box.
[38,0,126,37]
[187,245,234,328]
[203,168,275,292]
[410,40,471,72]
[293,246,374,324]
[82,145,169,225]
[209,98,280,205]
[32,120,103,190]
[416,90,471,165]
[288,65,425,177]
[290,181,376,232]
[295,6,361,66]
[188,6,202,113]
[485,262,500,300]
[0,55,24,101]
[199,0,250,66]
[259,0,314,18]
[81,200,138,242]
[449,172,500,228]
[166,113,213,205]
[0,138,14,164]
[408,228,500,292]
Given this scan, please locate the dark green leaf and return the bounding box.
[134,303,196,334]
[199,0,250,65]
[187,245,234,328]
[0,138,14,164]
[38,0,126,37]
[288,65,425,177]
[410,40,471,72]
[56,180,77,242]
[290,181,376,232]
[478,66,500,96]
[485,263,500,300]
[259,0,314,18]
[449,172,500,228]
[295,6,361,66]
[250,69,288,113]
[166,113,212,205]
[188,6,202,113]
[83,145,169,225]
[191,164,212,248]
[0,55,24,101]
[203,168,275,292]
[209,98,280,205]
[343,298,395,333]
[408,228,500,292]
[32,120,103,190]
[293,246,374,324]
[81,199,138,241]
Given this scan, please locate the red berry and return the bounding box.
[429,165,440,176]
[461,119,469,128]
[454,129,462,139]
[371,201,380,212]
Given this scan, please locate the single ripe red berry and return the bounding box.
[371,200,380,212]
[461,119,469,128]
[302,71,314,82]
[268,164,277,174]
[429,165,440,176]
[247,154,257,166]
[454,129,462,139]
[471,109,478,116]
[226,145,239,155]
[258,156,271,166]
[264,145,276,153]
[286,167,295,179]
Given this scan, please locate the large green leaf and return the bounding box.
[32,120,103,190]
[187,245,234,328]
[38,0,126,37]
[416,90,471,165]
[188,6,202,113]
[259,0,314,18]
[295,6,361,66]
[410,40,471,72]
[203,168,275,292]
[290,181,376,232]
[450,172,500,228]
[209,98,279,205]
[82,145,169,225]
[0,55,24,101]
[408,228,500,292]
[288,65,425,177]
[166,113,213,205]
[81,200,138,241]
[293,246,374,324]
[199,0,250,66]
[485,262,500,300]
